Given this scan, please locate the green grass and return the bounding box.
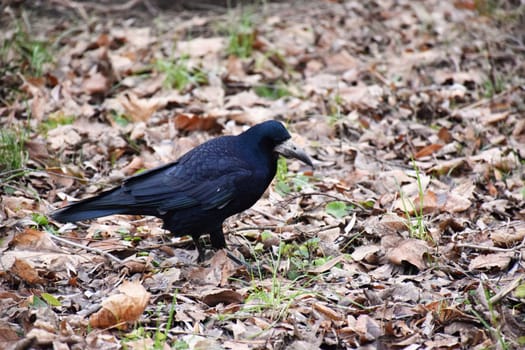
[1,20,53,77]
[274,156,313,196]
[227,11,256,58]
[123,292,181,349]
[38,112,75,135]
[482,76,504,98]
[466,287,512,350]
[242,241,315,321]
[398,160,429,241]
[0,126,29,175]
[254,81,291,100]
[325,201,352,219]
[155,55,207,91]
[327,94,344,125]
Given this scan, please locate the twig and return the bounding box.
[229,225,293,234]
[490,275,523,305]
[455,243,521,253]
[458,85,520,111]
[249,208,286,223]
[48,233,123,265]
[284,192,371,211]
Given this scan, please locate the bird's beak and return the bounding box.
[274,139,314,167]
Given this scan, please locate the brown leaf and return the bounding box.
[225,90,266,109]
[82,72,109,95]
[442,191,472,213]
[0,319,20,343]
[121,156,144,176]
[386,238,430,270]
[176,37,224,57]
[414,144,444,159]
[89,281,151,329]
[118,92,164,122]
[308,255,346,274]
[26,139,50,164]
[186,250,236,286]
[481,111,509,126]
[1,195,38,218]
[469,253,513,271]
[228,107,274,125]
[491,222,525,246]
[226,55,246,79]
[313,302,344,322]
[11,258,45,285]
[411,190,440,214]
[350,245,382,264]
[355,315,382,342]
[9,228,61,252]
[173,114,222,133]
[201,289,244,306]
[454,0,477,10]
[47,125,82,150]
[437,127,453,143]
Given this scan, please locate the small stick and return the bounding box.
[48,233,123,265]
[455,243,520,253]
[490,275,523,305]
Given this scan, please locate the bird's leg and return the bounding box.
[210,227,259,273]
[209,227,226,250]
[192,235,207,263]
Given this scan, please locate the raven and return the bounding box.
[51,120,313,261]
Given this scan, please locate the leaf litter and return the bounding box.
[0,0,525,349]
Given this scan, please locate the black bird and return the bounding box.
[51,120,313,261]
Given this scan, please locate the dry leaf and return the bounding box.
[82,72,109,95]
[201,289,244,306]
[9,229,61,252]
[469,252,513,271]
[491,222,525,246]
[186,250,237,286]
[89,281,151,329]
[308,255,346,274]
[11,258,45,285]
[414,144,444,159]
[176,37,224,57]
[173,114,222,133]
[118,92,164,122]
[386,238,430,270]
[313,302,344,322]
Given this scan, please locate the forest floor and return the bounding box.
[1,0,525,349]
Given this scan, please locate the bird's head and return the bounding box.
[243,120,313,167]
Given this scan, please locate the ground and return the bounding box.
[0,0,524,349]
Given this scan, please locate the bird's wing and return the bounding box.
[120,153,252,214]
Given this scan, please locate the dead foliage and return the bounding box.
[1,0,524,349]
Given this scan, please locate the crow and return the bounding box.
[51,120,313,261]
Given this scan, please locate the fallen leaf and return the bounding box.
[173,114,222,133]
[82,72,109,95]
[414,144,444,159]
[201,289,244,307]
[9,228,61,252]
[89,280,151,329]
[186,250,237,287]
[308,255,346,274]
[491,222,525,246]
[118,92,164,122]
[469,252,513,271]
[313,302,344,322]
[177,37,225,57]
[386,238,431,270]
[11,258,45,285]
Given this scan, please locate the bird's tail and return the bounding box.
[51,187,133,223]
